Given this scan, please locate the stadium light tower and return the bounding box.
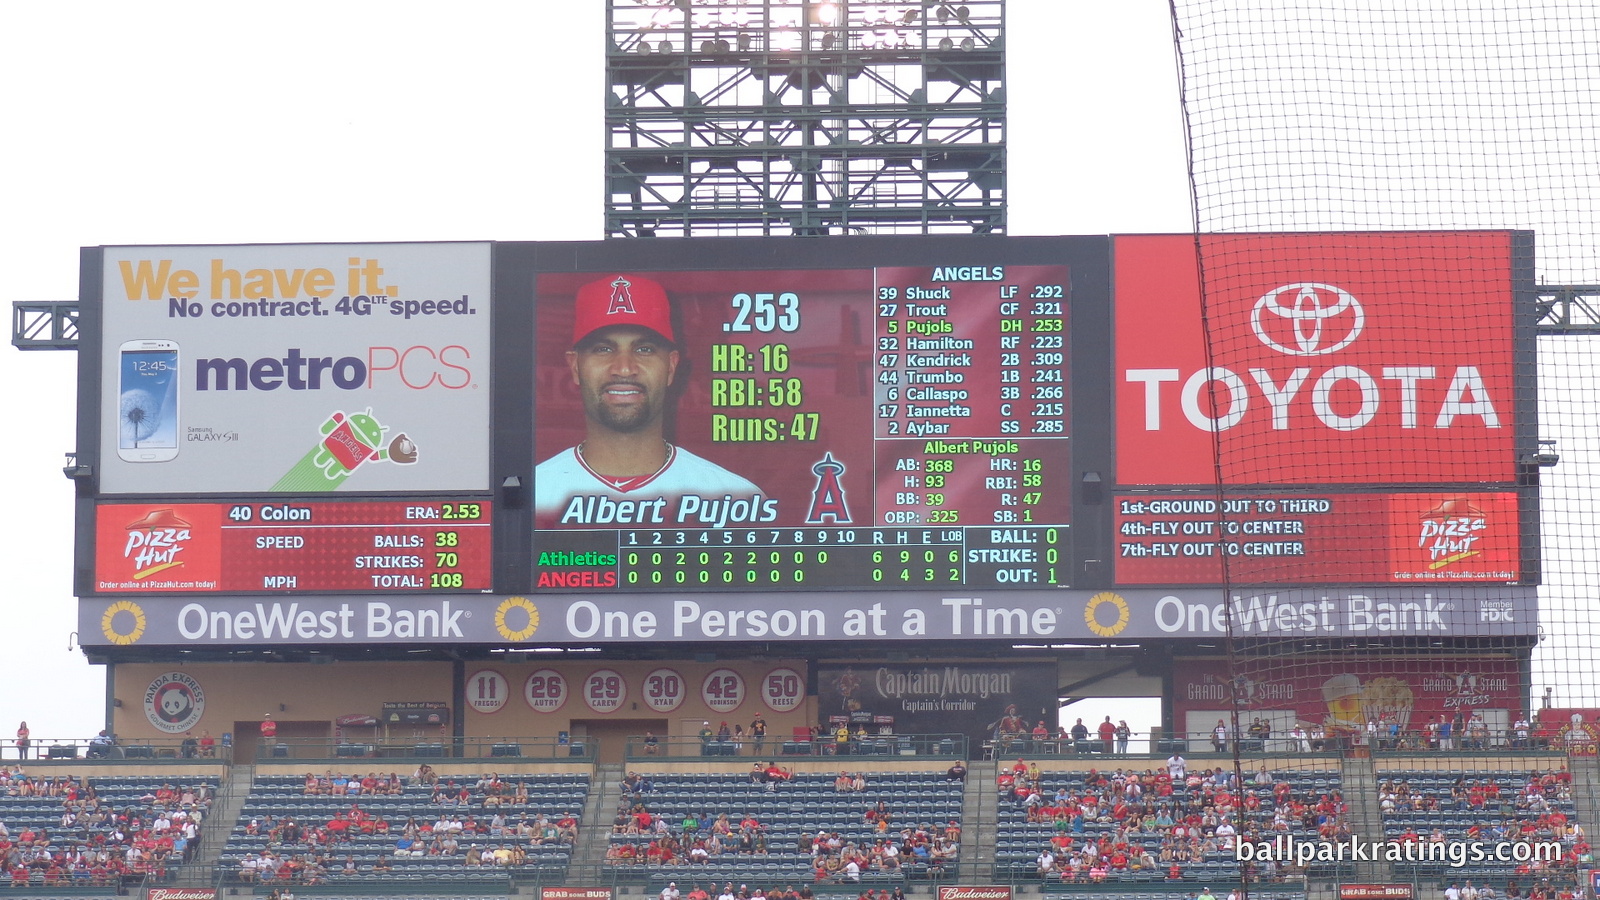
[605,0,1006,237]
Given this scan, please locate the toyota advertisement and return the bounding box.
[98,243,492,494]
[1114,232,1524,485]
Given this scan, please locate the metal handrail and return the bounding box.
[626,733,968,761]
[1,735,232,763]
[253,737,595,762]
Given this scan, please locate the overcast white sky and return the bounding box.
[4,2,1591,741]
[0,2,1186,740]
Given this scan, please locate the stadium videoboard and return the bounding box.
[529,263,1076,593]
[72,233,1539,648]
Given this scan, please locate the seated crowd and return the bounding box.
[605,768,962,882]
[0,769,213,887]
[1379,768,1590,883]
[999,761,1346,883]
[227,769,584,883]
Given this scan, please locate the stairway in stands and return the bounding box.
[570,763,623,878]
[187,761,254,885]
[1570,753,1600,853]
[958,759,998,883]
[1339,754,1392,883]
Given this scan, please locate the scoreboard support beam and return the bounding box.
[11,300,80,349]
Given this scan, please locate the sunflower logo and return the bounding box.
[102,600,147,645]
[494,596,539,642]
[1084,592,1131,638]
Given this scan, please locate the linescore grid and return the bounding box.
[535,526,1067,591]
[1235,836,1564,867]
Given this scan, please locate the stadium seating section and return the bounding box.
[0,772,217,890]
[0,754,1585,900]
[995,767,1345,885]
[1378,767,1585,888]
[219,771,589,886]
[606,770,964,890]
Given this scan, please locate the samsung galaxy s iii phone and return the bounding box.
[117,339,180,462]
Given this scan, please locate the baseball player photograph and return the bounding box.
[534,274,768,527]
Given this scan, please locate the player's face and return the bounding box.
[568,326,680,434]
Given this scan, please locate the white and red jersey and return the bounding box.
[535,444,764,528]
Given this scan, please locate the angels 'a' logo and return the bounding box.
[606,276,637,316]
[805,453,852,524]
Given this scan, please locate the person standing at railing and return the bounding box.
[14,723,27,760]
[751,715,767,755]
[260,713,277,748]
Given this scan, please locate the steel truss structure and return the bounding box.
[605,0,1006,237]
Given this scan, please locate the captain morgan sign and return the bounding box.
[98,243,491,494]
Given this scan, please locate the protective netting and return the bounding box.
[1164,0,1600,762]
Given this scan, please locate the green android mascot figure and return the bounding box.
[271,408,418,492]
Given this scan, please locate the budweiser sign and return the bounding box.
[148,890,218,900]
[938,888,1012,900]
[542,889,613,900]
[1340,885,1415,900]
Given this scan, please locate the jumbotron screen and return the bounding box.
[529,264,1073,592]
[76,233,1535,605]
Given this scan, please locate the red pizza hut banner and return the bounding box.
[1115,232,1520,485]
[1115,491,1520,584]
[1173,656,1522,735]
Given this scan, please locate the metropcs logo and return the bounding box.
[193,346,473,392]
[1126,281,1502,434]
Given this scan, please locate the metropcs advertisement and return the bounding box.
[99,243,491,494]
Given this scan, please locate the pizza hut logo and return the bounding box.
[122,508,193,580]
[1417,498,1486,569]
[1251,283,1365,356]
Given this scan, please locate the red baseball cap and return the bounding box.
[573,274,675,345]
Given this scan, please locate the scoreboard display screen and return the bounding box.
[93,500,491,594]
[76,234,1537,617]
[1113,491,1522,585]
[530,264,1075,592]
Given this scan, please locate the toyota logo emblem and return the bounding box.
[1250,283,1365,356]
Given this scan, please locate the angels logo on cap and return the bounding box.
[574,274,675,345]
